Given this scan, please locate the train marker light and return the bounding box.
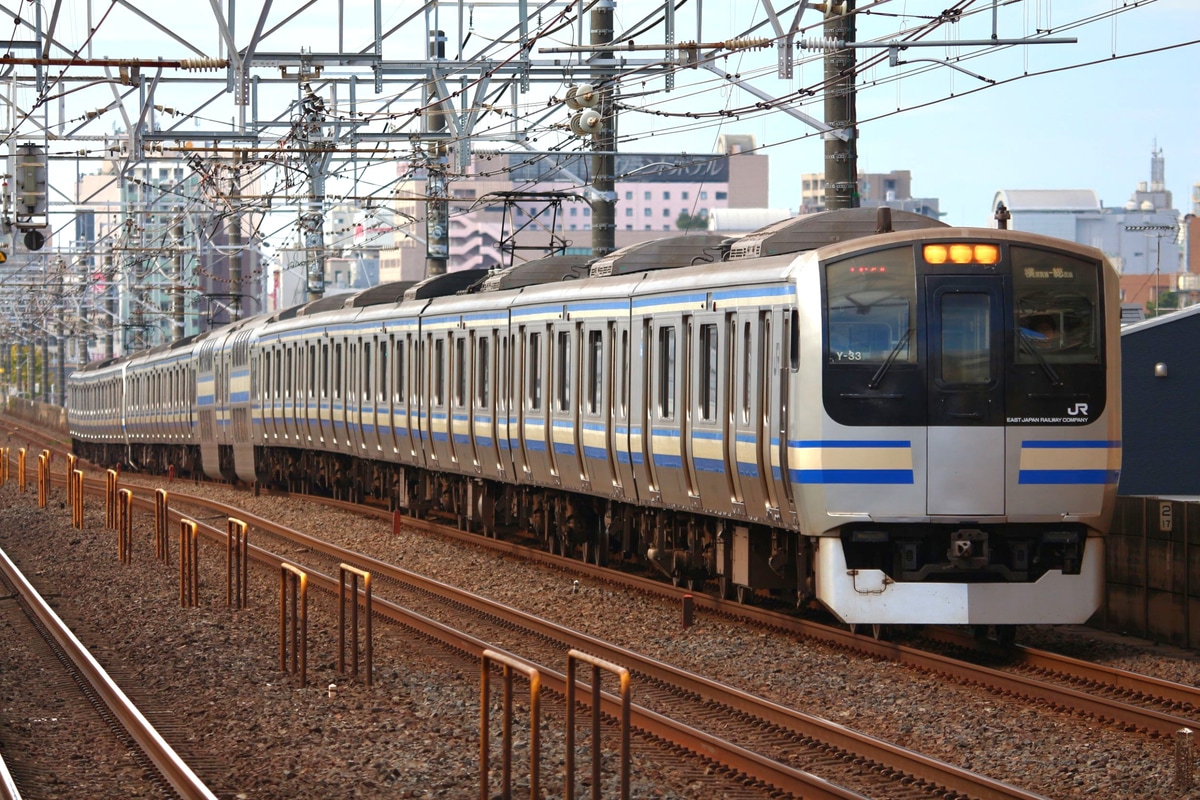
[922,243,1001,265]
[973,244,1000,264]
[949,244,974,263]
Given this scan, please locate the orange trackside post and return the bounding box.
[480,650,542,800]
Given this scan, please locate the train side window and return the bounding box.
[699,323,717,421]
[741,321,751,424]
[308,345,317,398]
[321,344,329,399]
[586,330,602,415]
[477,336,490,408]
[394,338,405,405]
[378,341,387,403]
[788,309,800,371]
[500,336,508,411]
[334,342,343,400]
[658,325,676,419]
[529,332,542,411]
[454,337,466,407]
[556,330,571,412]
[618,329,628,416]
[363,342,372,402]
[434,338,446,406]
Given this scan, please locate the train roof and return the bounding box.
[589,233,733,278]
[728,207,947,260]
[478,255,592,292]
[402,269,489,300]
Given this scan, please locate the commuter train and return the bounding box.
[66,208,1122,629]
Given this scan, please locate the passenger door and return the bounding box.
[924,275,1006,515]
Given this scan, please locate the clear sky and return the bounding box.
[20,0,1199,242]
[604,0,1200,227]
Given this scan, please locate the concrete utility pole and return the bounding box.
[228,167,244,321]
[590,0,616,257]
[823,1,858,210]
[228,164,244,321]
[297,89,332,303]
[56,260,65,405]
[104,249,115,359]
[425,143,449,277]
[171,209,186,341]
[424,30,449,278]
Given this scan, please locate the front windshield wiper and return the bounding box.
[1018,331,1063,387]
[868,327,913,390]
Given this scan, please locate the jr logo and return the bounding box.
[1066,403,1089,417]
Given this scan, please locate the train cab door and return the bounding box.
[924,275,1007,516]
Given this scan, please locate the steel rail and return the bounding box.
[136,487,1049,800]
[0,545,217,800]
[129,493,865,800]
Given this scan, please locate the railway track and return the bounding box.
[0,543,216,800]
[6,414,1198,796]
[107,481,1042,800]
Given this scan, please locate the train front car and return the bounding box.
[800,228,1120,628]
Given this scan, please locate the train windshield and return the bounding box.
[825,247,916,365]
[1012,246,1101,365]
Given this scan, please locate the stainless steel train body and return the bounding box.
[66,210,1121,626]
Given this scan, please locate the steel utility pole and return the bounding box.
[823,1,857,210]
[590,0,616,257]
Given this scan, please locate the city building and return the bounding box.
[993,147,1188,315]
[800,169,941,219]
[383,134,770,283]
[73,144,263,356]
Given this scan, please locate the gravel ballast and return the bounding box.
[2,474,1199,799]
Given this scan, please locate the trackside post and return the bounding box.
[227,518,248,609]
[279,564,308,687]
[179,519,199,608]
[566,649,632,800]
[480,650,542,800]
[337,564,373,686]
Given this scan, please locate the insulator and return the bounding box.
[574,83,598,108]
[178,58,227,72]
[797,36,846,51]
[725,37,771,51]
[577,107,601,135]
[564,85,581,111]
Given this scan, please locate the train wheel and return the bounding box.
[995,625,1017,646]
[718,576,733,600]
